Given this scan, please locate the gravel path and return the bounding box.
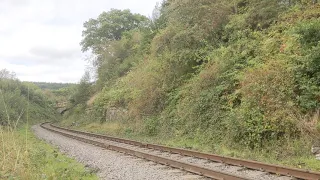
[32,124,205,180]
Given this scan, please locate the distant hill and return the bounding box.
[29,82,75,90]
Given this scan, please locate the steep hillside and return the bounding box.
[63,0,320,169]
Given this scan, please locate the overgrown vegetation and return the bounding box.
[0,126,97,179]
[0,69,59,125]
[63,0,320,169]
[0,69,96,179]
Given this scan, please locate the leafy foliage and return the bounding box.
[70,71,92,106]
[81,9,149,53]
[0,70,58,125]
[72,1,320,158]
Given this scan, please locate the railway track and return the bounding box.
[40,123,320,180]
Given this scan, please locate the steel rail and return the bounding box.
[49,123,320,180]
[40,123,249,180]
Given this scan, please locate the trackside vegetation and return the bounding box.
[0,127,97,179]
[62,0,320,170]
[0,69,97,179]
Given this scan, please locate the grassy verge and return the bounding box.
[61,120,320,172]
[0,125,98,180]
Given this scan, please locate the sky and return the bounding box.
[0,0,159,83]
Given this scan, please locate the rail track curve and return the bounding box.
[40,123,320,180]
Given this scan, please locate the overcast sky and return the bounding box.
[0,0,159,83]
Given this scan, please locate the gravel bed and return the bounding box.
[46,124,293,180]
[32,124,206,180]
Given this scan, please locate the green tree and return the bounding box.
[70,71,91,105]
[150,0,170,31]
[80,9,148,53]
[80,9,150,89]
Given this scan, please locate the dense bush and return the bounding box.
[0,69,58,125]
[72,1,320,155]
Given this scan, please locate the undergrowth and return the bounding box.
[61,117,320,171]
[62,1,320,172]
[0,125,97,179]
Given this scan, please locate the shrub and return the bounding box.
[230,60,300,148]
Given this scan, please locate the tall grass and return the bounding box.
[0,87,97,179]
[0,88,31,179]
[0,126,31,179]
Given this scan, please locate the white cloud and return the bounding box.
[0,0,159,83]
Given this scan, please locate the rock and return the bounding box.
[105,107,128,121]
[316,154,320,161]
[311,145,320,154]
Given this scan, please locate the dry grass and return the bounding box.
[0,126,31,179]
[0,88,30,179]
[82,122,123,135]
[0,126,98,180]
[87,93,99,106]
